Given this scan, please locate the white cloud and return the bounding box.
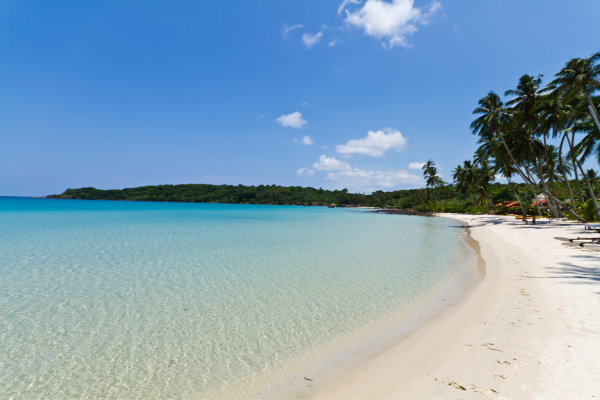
[338,0,362,15]
[301,101,311,106]
[258,114,264,119]
[313,155,351,171]
[302,31,323,48]
[408,161,425,170]
[320,145,329,149]
[283,23,303,38]
[335,127,407,157]
[328,39,341,46]
[326,168,422,191]
[344,0,441,48]
[294,135,314,145]
[276,111,307,128]
[297,167,315,177]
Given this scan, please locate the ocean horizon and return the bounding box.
[0,197,474,399]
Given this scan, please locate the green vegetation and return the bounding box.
[50,53,600,220]
[49,184,365,206]
[430,51,600,221]
[48,181,581,213]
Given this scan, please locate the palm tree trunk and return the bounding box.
[583,87,600,132]
[533,158,558,217]
[543,131,563,217]
[507,177,525,216]
[559,133,577,216]
[570,132,585,203]
[567,133,600,220]
[494,128,586,222]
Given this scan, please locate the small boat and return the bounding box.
[328,204,336,208]
[580,243,600,250]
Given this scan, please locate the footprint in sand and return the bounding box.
[497,360,511,364]
[471,384,499,397]
[434,378,466,391]
[494,374,506,381]
[481,343,494,346]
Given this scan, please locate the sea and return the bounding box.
[0,197,477,399]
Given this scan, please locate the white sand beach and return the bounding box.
[316,214,600,399]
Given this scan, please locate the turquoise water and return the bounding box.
[0,198,472,399]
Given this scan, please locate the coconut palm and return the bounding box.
[505,74,547,126]
[490,151,526,216]
[540,145,572,183]
[551,52,600,132]
[461,160,478,206]
[538,95,574,208]
[472,92,583,220]
[586,169,600,194]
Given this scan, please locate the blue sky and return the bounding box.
[1,0,599,196]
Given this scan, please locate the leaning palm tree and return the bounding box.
[471,92,584,221]
[538,94,573,205]
[490,151,526,216]
[540,145,572,183]
[551,52,600,132]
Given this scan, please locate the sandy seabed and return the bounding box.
[313,214,600,399]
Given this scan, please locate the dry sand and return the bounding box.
[314,214,600,399]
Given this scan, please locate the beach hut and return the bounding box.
[530,193,547,207]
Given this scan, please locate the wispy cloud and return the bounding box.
[302,31,323,48]
[283,23,304,38]
[408,162,425,170]
[276,111,307,128]
[326,168,421,192]
[313,155,351,171]
[344,0,441,48]
[297,167,315,177]
[335,127,407,157]
[257,114,264,119]
[320,145,329,149]
[294,135,314,145]
[328,39,341,46]
[338,0,362,15]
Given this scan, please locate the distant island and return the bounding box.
[48,182,517,211]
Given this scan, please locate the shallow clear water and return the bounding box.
[0,198,471,399]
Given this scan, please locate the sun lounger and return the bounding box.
[580,243,600,250]
[554,236,600,242]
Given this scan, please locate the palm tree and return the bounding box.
[551,52,600,132]
[586,169,600,194]
[474,149,496,212]
[471,92,584,221]
[422,160,436,177]
[462,160,478,206]
[491,152,526,216]
[538,94,573,209]
[540,145,572,183]
[505,74,547,126]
